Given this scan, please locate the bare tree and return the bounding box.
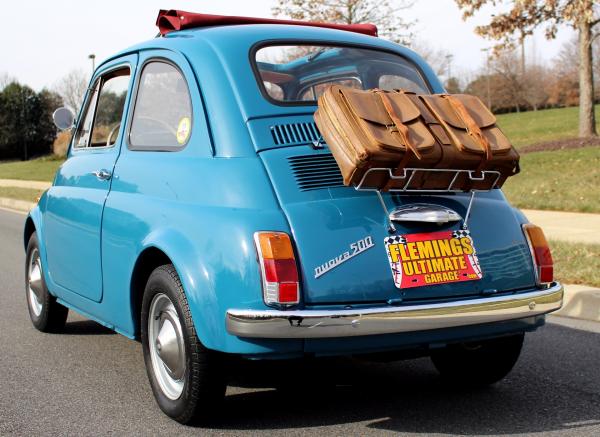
[463,49,532,112]
[553,34,600,98]
[0,72,16,91]
[455,0,600,137]
[522,63,550,110]
[53,69,89,113]
[408,39,452,75]
[272,0,415,44]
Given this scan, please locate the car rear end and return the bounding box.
[228,133,562,346]
[186,25,563,355]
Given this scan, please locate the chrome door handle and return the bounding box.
[92,169,112,181]
[389,204,462,224]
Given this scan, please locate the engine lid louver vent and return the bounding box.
[271,122,320,146]
[288,154,345,191]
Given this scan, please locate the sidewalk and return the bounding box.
[521,209,600,245]
[0,182,598,241]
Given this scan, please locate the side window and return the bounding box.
[263,81,284,100]
[73,68,131,149]
[129,62,193,150]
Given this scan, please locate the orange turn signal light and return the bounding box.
[256,232,295,260]
[254,232,300,306]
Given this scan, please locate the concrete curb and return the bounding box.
[0,179,51,190]
[554,284,600,323]
[0,197,35,213]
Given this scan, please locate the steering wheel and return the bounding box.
[106,123,121,147]
[136,116,178,137]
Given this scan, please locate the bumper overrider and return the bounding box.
[226,282,563,339]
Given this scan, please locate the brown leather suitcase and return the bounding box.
[314,85,440,189]
[418,93,520,190]
[315,85,519,191]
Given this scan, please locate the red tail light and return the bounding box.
[254,232,300,306]
[522,224,554,285]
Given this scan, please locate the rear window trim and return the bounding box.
[249,39,433,107]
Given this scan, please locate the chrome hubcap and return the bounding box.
[27,249,44,317]
[148,293,185,400]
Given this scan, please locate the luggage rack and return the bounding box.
[353,168,502,233]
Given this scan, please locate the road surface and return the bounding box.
[1,208,599,436]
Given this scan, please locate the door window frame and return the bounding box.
[69,59,136,156]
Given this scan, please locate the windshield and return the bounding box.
[254,44,430,104]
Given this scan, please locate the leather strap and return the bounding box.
[441,95,492,184]
[421,95,488,179]
[374,90,422,191]
[374,90,422,160]
[442,95,492,161]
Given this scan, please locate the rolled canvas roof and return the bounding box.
[156,9,378,37]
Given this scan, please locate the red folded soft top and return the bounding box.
[156,9,378,37]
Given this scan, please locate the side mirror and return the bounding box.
[52,107,75,131]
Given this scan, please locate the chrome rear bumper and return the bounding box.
[226,282,563,339]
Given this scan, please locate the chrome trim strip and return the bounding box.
[389,203,462,224]
[226,282,563,339]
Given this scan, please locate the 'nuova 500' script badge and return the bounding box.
[384,230,482,289]
[314,236,374,279]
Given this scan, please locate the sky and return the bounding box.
[0,0,575,91]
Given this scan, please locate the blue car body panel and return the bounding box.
[26,24,542,357]
[43,54,138,303]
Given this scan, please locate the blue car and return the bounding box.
[27,12,563,424]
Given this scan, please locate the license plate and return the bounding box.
[384,230,483,289]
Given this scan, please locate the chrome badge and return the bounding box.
[314,236,375,279]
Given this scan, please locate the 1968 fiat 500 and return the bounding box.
[27,11,563,423]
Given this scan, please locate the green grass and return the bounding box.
[0,187,44,203]
[550,240,600,288]
[496,105,600,148]
[0,156,64,182]
[502,146,600,213]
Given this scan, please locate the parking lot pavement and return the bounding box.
[1,207,600,436]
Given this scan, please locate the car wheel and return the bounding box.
[25,232,68,332]
[141,264,226,424]
[430,333,524,386]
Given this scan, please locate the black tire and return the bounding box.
[25,232,68,333]
[141,264,226,424]
[431,333,524,386]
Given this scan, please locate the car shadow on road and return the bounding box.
[206,352,600,435]
[61,319,115,335]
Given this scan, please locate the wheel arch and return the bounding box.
[24,216,36,250]
[130,246,173,340]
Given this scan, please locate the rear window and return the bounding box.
[254,44,430,104]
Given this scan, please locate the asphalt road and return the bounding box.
[1,207,600,436]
